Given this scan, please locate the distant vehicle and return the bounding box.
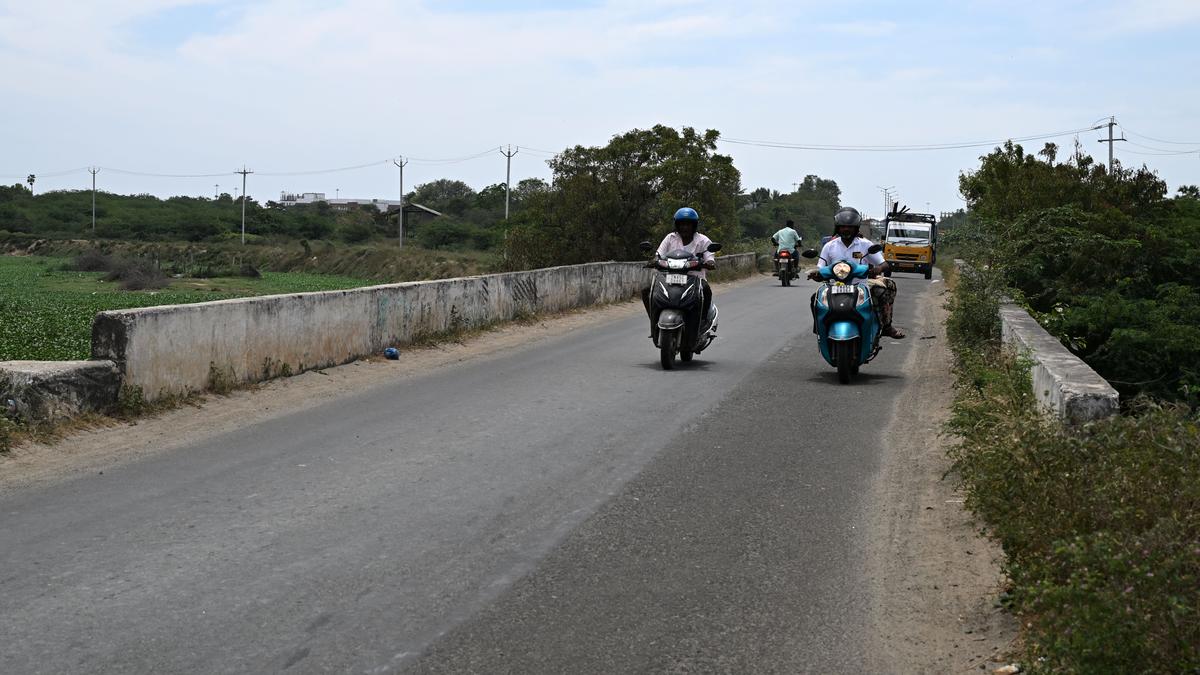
[882,211,937,280]
[774,248,799,286]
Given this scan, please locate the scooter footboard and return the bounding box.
[828,321,860,341]
[657,309,686,330]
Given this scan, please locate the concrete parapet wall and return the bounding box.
[93,254,757,401]
[999,303,1119,423]
[0,360,120,421]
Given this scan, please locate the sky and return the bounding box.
[2,0,1198,220]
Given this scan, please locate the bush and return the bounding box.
[945,275,1200,674]
[103,257,169,290]
[0,415,17,453]
[70,249,113,272]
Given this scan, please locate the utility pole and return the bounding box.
[89,167,99,232]
[1097,116,1126,173]
[235,166,253,245]
[500,145,518,220]
[876,185,895,219]
[393,157,408,248]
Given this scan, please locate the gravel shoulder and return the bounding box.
[863,279,1019,673]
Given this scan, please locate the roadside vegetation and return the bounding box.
[945,143,1200,672]
[0,255,371,361]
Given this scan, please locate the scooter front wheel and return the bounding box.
[836,340,855,384]
[660,330,677,370]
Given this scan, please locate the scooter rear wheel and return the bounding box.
[660,330,677,370]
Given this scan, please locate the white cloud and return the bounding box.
[1,0,1198,213]
[821,19,896,37]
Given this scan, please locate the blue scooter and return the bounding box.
[802,244,884,384]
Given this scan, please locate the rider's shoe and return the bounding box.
[883,326,907,339]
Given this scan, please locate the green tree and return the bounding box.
[410,179,477,215]
[504,125,740,268]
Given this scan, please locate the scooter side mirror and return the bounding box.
[639,241,653,252]
[867,244,883,255]
[801,249,818,259]
[706,242,723,253]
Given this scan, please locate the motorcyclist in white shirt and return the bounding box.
[808,206,906,339]
[641,207,716,332]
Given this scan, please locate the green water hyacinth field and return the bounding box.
[0,256,371,362]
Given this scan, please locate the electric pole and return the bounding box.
[89,167,99,232]
[393,157,408,248]
[1097,116,1126,173]
[501,145,518,220]
[235,166,253,244]
[876,185,895,218]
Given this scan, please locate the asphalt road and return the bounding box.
[1,271,936,674]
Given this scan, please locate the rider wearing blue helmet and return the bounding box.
[641,207,717,331]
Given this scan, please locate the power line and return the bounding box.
[1120,147,1200,157]
[517,145,558,155]
[0,167,89,179]
[257,159,392,176]
[718,126,1099,152]
[406,148,501,164]
[1118,123,1200,146]
[1121,138,1200,155]
[100,167,233,178]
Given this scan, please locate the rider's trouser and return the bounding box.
[809,277,898,333]
[866,277,898,331]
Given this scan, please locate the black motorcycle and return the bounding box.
[640,241,722,370]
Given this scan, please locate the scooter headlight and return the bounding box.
[832,262,853,281]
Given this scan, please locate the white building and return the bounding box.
[278,191,402,213]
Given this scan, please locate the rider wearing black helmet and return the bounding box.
[808,206,906,339]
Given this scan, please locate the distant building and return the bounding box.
[863,217,885,241]
[385,202,445,233]
[278,191,402,213]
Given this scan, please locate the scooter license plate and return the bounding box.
[665,273,689,285]
[830,284,856,294]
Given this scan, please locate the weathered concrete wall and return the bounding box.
[94,254,756,401]
[0,360,120,422]
[999,303,1119,423]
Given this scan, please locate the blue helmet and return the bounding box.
[673,207,700,231]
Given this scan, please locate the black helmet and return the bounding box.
[832,207,862,236]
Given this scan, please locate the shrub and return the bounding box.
[104,257,169,291]
[945,273,1200,674]
[70,249,113,272]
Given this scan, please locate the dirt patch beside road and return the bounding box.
[864,282,1020,673]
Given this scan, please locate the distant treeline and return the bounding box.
[3,125,851,260]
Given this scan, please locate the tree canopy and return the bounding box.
[502,125,741,268]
